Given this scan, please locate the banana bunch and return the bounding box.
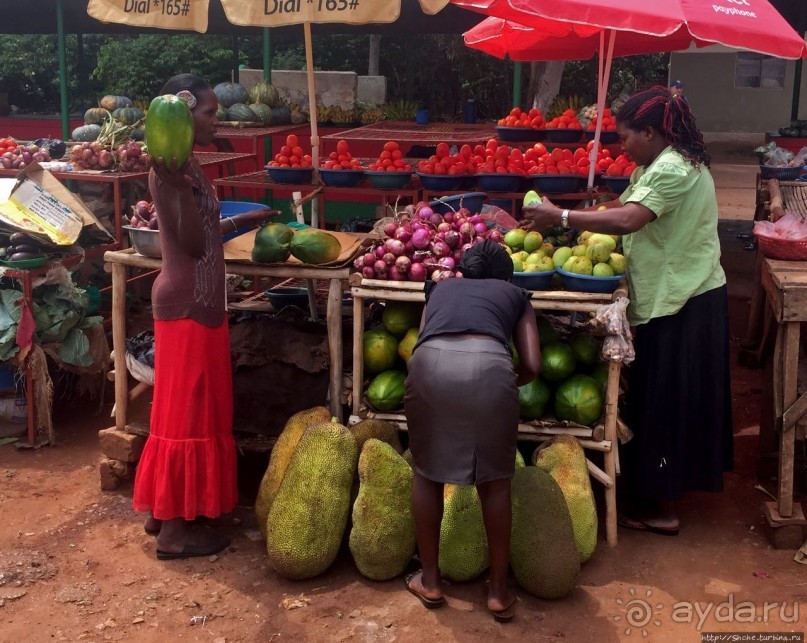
[360,106,386,125]
[316,103,335,124]
[289,103,308,124]
[330,105,358,125]
[547,94,585,120]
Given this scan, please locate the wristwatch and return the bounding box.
[561,209,571,228]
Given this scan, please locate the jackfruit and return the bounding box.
[510,467,580,599]
[402,449,413,467]
[266,422,358,580]
[439,485,488,582]
[254,406,331,538]
[349,439,415,580]
[533,436,598,562]
[349,418,403,455]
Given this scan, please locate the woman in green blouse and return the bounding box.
[522,86,733,535]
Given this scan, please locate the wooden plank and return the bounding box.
[778,321,800,517]
[762,259,786,322]
[783,390,807,431]
[352,295,365,416]
[327,278,344,422]
[603,358,621,547]
[587,459,614,488]
[111,263,128,432]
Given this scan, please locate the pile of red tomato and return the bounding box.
[267,134,313,168]
[322,139,363,170]
[497,107,546,130]
[368,141,413,172]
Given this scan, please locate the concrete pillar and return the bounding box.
[369,35,381,77]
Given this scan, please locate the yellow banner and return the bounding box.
[418,0,450,16]
[222,0,406,27]
[87,0,210,33]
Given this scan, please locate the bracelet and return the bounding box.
[229,218,238,233]
[561,209,570,228]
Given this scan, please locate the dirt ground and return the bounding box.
[2,160,806,643]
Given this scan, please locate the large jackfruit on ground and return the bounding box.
[533,435,598,562]
[349,439,415,580]
[439,484,488,581]
[349,418,403,455]
[266,422,358,580]
[510,467,580,599]
[254,407,330,538]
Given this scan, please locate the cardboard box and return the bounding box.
[0,162,113,245]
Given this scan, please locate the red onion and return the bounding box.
[412,228,431,250]
[459,222,474,240]
[375,245,387,260]
[454,216,467,229]
[438,257,455,270]
[362,252,376,267]
[457,207,470,218]
[404,240,414,253]
[395,226,412,243]
[473,222,488,235]
[412,222,427,233]
[382,252,396,266]
[452,249,462,263]
[437,222,452,234]
[469,214,484,225]
[418,206,434,221]
[488,230,503,244]
[362,266,375,279]
[409,263,427,281]
[395,255,411,273]
[353,257,364,270]
[385,238,406,256]
[135,201,151,219]
[374,260,388,277]
[389,266,405,281]
[383,221,397,238]
[444,230,460,249]
[474,236,486,245]
[414,200,430,213]
[431,240,449,257]
[411,251,430,264]
[454,270,464,278]
[428,212,443,227]
[443,211,455,224]
[461,243,474,253]
[403,204,416,218]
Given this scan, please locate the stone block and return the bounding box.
[99,457,131,491]
[239,69,358,110]
[357,76,386,106]
[98,427,145,463]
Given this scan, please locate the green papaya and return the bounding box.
[145,94,194,167]
[290,228,341,265]
[252,223,294,264]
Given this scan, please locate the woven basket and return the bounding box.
[754,232,807,261]
[760,164,802,181]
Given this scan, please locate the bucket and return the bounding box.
[220,201,260,241]
[463,99,477,124]
[415,109,430,125]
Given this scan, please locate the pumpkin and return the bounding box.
[269,106,292,125]
[226,103,257,122]
[248,81,281,108]
[112,107,145,126]
[84,107,111,125]
[72,124,101,142]
[100,95,133,111]
[145,94,194,167]
[213,82,249,108]
[248,103,272,125]
[216,104,227,121]
[130,127,145,141]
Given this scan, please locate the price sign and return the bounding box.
[222,0,397,27]
[87,0,210,33]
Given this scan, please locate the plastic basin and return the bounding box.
[474,173,523,192]
[417,173,461,191]
[318,168,365,188]
[543,129,584,144]
[530,174,587,194]
[583,130,619,144]
[220,200,262,241]
[265,287,310,311]
[429,192,487,215]
[266,166,314,184]
[557,267,622,294]
[511,270,556,291]
[601,175,630,193]
[364,170,412,190]
[496,126,547,142]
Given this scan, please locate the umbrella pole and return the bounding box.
[304,21,321,227]
[587,30,616,193]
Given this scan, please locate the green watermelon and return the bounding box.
[536,316,559,347]
[568,334,600,366]
[249,81,281,107]
[382,302,422,337]
[144,94,194,167]
[227,103,257,122]
[518,378,552,420]
[554,375,604,426]
[589,363,609,393]
[366,370,406,412]
[363,329,399,375]
[252,223,293,263]
[289,229,341,265]
[541,343,577,382]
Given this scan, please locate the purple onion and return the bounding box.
[444,230,460,249]
[431,240,449,257]
[473,222,488,235]
[412,221,427,233]
[437,222,452,234]
[389,266,405,281]
[362,266,375,279]
[454,270,464,278]
[418,206,434,221]
[382,252,396,266]
[461,243,474,254]
[452,249,462,263]
[428,212,443,227]
[353,257,364,270]
[488,230,503,244]
[383,221,398,238]
[438,257,455,270]
[375,245,387,259]
[363,252,376,267]
[459,222,474,240]
[403,204,416,218]
[395,226,412,243]
[412,228,431,250]
[395,255,412,273]
[374,260,388,277]
[409,263,427,281]
[474,236,486,245]
[443,211,455,224]
[469,214,484,225]
[404,240,414,253]
[456,207,470,218]
[385,238,406,256]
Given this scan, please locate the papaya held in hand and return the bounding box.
[145,95,195,169]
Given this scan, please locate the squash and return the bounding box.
[213,82,249,108]
[216,104,227,121]
[269,106,292,125]
[248,81,281,108]
[145,94,194,167]
[248,103,272,125]
[112,107,145,126]
[226,103,257,122]
[84,107,111,125]
[100,95,133,111]
[72,124,101,142]
[130,127,145,141]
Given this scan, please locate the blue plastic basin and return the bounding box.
[531,174,587,194]
[318,168,365,188]
[475,173,523,192]
[557,267,623,294]
[429,192,487,215]
[220,201,262,241]
[417,173,462,191]
[511,270,556,291]
[266,166,314,185]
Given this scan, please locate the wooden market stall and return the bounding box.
[347,275,629,547]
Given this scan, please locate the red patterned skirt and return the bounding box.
[133,318,238,520]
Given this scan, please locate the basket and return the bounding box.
[754,231,807,261]
[759,164,801,181]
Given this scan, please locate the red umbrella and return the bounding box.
[453,0,807,59]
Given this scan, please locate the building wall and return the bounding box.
[670,48,807,132]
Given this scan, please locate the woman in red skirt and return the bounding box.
[132,74,272,560]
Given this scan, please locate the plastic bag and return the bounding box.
[480,204,519,231]
[765,146,795,167]
[793,146,807,167]
[754,213,807,240]
[589,297,635,364]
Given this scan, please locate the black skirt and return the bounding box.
[622,285,734,503]
[404,336,519,485]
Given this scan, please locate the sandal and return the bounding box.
[156,536,230,560]
[618,515,679,536]
[488,595,517,623]
[405,571,445,609]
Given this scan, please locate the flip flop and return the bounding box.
[489,595,518,623]
[405,572,445,610]
[618,515,679,536]
[156,536,231,560]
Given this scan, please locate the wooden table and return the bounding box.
[104,249,351,429]
[348,275,628,546]
[213,171,420,228]
[760,257,807,535]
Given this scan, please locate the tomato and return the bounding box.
[459,144,472,159]
[436,142,450,158]
[383,141,399,152]
[286,134,298,148]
